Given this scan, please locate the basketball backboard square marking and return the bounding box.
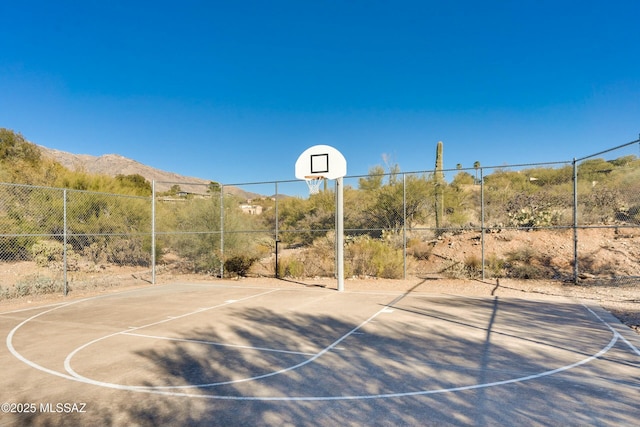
[295,144,346,181]
[310,153,329,174]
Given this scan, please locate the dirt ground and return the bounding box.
[1,226,638,333]
[413,227,640,279]
[256,276,640,334]
[1,269,638,335]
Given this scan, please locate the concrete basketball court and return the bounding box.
[1,281,639,426]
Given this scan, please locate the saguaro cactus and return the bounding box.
[434,141,444,231]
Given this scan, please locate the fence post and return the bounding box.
[403,173,407,280]
[275,181,280,278]
[573,159,579,284]
[220,186,224,278]
[151,180,156,285]
[63,189,68,296]
[480,168,485,281]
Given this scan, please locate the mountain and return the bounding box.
[37,146,260,199]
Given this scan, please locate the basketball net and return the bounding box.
[305,176,324,195]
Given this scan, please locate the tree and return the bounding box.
[452,171,474,187]
[207,181,221,194]
[0,128,41,164]
[358,165,385,191]
[115,174,152,196]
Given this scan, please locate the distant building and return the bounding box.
[240,204,263,215]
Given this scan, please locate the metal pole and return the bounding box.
[480,168,485,281]
[336,177,345,291]
[151,180,156,285]
[275,182,280,278]
[220,186,225,278]
[573,159,579,283]
[335,180,338,279]
[63,189,68,296]
[403,173,407,279]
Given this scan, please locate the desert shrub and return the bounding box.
[31,240,64,267]
[346,235,403,279]
[508,207,560,229]
[381,230,404,249]
[580,186,621,223]
[1,275,63,299]
[82,241,107,264]
[441,260,466,279]
[507,263,549,279]
[506,246,535,263]
[194,253,222,275]
[13,282,31,297]
[463,254,482,279]
[408,240,433,260]
[615,204,640,224]
[504,247,550,279]
[278,257,305,278]
[0,235,34,261]
[29,275,62,294]
[30,240,80,270]
[105,238,150,266]
[224,255,257,277]
[485,253,505,278]
[276,234,335,278]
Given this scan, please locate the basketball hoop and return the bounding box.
[304,176,324,195]
[295,145,347,291]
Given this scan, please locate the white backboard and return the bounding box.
[295,145,347,180]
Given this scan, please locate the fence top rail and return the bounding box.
[219,160,575,188]
[7,140,635,194]
[575,136,640,162]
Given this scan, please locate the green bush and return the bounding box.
[0,275,64,299]
[346,235,403,279]
[31,240,64,267]
[277,257,305,278]
[504,247,550,279]
[287,259,306,278]
[30,275,62,294]
[507,263,548,279]
[508,207,560,229]
[105,238,150,266]
[30,240,81,270]
[486,253,505,278]
[224,255,257,277]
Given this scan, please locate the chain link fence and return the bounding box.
[1,139,639,299]
[575,141,640,284]
[0,185,151,299]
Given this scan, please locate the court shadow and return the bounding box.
[276,277,327,288]
[4,294,639,426]
[115,298,636,426]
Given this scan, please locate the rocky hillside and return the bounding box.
[38,145,259,198]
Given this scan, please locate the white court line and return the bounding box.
[64,299,623,400]
[62,298,396,390]
[6,288,279,384]
[5,289,634,401]
[583,303,640,357]
[121,332,316,356]
[4,284,176,381]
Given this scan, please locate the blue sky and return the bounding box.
[1,0,639,185]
